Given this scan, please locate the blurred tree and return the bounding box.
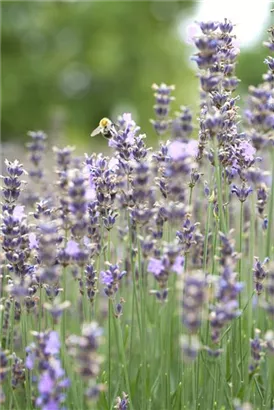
[1,1,270,147]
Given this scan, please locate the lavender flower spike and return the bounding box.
[253,257,269,295]
[231,183,253,202]
[1,159,27,214]
[114,392,130,410]
[25,330,70,410]
[150,83,175,135]
[101,263,126,298]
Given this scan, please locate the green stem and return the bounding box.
[189,186,193,206]
[129,213,141,373]
[211,215,219,276]
[23,312,32,410]
[213,137,227,234]
[62,266,67,342]
[160,305,166,407]
[81,267,88,322]
[114,304,135,410]
[137,228,147,409]
[266,148,274,258]
[185,187,194,272]
[238,201,244,382]
[62,228,69,340]
[203,202,212,274]
[38,285,43,332]
[8,299,15,354]
[108,298,112,409]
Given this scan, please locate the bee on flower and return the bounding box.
[90,118,117,139]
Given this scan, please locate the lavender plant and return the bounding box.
[2,14,274,410]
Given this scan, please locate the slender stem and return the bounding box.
[108,298,112,409]
[213,137,227,234]
[81,267,88,322]
[185,187,194,272]
[266,148,274,258]
[203,202,212,273]
[160,305,166,407]
[62,228,69,340]
[137,227,147,409]
[128,214,141,367]
[113,302,135,410]
[38,285,43,332]
[8,298,15,354]
[224,174,230,229]
[189,186,193,206]
[238,201,244,382]
[247,193,255,377]
[211,215,219,276]
[62,266,67,341]
[239,201,244,303]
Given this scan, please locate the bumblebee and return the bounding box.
[90,117,117,139]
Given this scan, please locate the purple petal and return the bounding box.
[13,205,26,221]
[172,256,185,274]
[45,331,60,355]
[29,232,38,249]
[168,140,198,160]
[147,258,163,276]
[65,240,80,257]
[38,371,54,394]
[26,351,36,370]
[100,271,113,286]
[50,357,65,378]
[42,399,59,410]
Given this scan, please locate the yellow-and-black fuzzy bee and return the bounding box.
[90,118,117,139]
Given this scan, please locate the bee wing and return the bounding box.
[111,123,118,135]
[90,126,101,137]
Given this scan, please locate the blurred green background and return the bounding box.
[1,1,271,149]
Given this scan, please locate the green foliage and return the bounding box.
[2,1,197,144]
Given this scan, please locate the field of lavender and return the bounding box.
[1,16,274,410]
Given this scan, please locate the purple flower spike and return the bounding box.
[182,272,207,333]
[249,329,263,373]
[26,331,69,410]
[253,257,269,295]
[114,392,129,410]
[65,240,80,256]
[198,21,219,34]
[231,183,253,202]
[171,256,185,275]
[100,264,126,298]
[168,140,198,160]
[66,322,104,400]
[44,332,61,355]
[210,233,243,343]
[172,106,193,141]
[150,83,175,135]
[147,258,163,276]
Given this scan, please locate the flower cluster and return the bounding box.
[66,322,104,400]
[249,329,263,374]
[148,243,184,301]
[114,392,130,410]
[0,348,9,404]
[253,257,269,295]
[1,160,26,214]
[245,23,274,150]
[150,83,175,135]
[26,330,70,410]
[182,272,207,333]
[100,263,126,298]
[261,263,274,317]
[210,232,243,343]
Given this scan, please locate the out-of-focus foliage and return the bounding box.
[1,1,271,146]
